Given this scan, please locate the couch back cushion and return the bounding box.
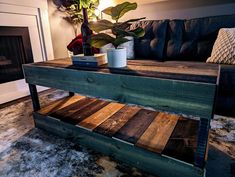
[133,14,235,61]
[130,20,168,60]
[166,14,235,61]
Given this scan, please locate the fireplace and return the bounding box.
[0,1,54,104]
[0,27,34,84]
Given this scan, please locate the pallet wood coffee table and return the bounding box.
[23,58,218,177]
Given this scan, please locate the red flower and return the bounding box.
[67,34,99,55]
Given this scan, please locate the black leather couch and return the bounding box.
[130,14,235,116]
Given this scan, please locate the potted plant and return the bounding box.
[54,0,99,37]
[89,1,145,68]
[54,0,99,55]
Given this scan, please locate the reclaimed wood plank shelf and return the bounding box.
[36,95,199,164]
[23,58,219,177]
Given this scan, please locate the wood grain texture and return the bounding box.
[33,112,205,177]
[23,63,216,119]
[32,58,218,76]
[50,97,96,118]
[126,65,217,77]
[114,109,158,144]
[38,95,85,115]
[79,102,125,130]
[136,112,179,153]
[60,100,110,124]
[94,106,141,136]
[31,59,218,83]
[205,138,209,161]
[162,117,199,164]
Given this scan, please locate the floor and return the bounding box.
[0,89,234,177]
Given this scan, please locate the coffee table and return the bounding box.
[23,58,218,177]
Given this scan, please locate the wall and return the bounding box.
[47,0,116,59]
[120,0,235,21]
[47,0,76,59]
[47,0,235,58]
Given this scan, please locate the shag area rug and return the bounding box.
[0,90,234,177]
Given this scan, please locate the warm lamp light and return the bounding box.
[97,0,115,11]
[94,9,100,17]
[92,17,97,22]
[96,0,115,20]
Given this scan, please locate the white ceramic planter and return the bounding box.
[107,48,127,68]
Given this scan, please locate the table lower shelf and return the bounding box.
[36,95,201,165]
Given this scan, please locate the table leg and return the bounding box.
[194,118,210,168]
[28,84,40,111]
[69,92,75,96]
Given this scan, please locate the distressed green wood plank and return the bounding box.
[23,65,216,119]
[33,112,205,177]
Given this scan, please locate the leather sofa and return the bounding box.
[130,14,235,116]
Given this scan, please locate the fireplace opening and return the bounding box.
[0,27,33,84]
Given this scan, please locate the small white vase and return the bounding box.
[107,48,127,68]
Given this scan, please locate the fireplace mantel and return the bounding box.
[0,0,54,104]
[0,0,48,9]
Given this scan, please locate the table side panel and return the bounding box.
[33,112,205,177]
[23,64,216,119]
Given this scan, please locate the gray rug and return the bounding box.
[0,90,234,177]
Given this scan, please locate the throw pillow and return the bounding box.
[206,28,235,64]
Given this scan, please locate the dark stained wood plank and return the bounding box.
[38,95,85,115]
[50,97,96,118]
[35,58,218,72]
[126,65,217,77]
[32,59,217,83]
[136,112,179,153]
[79,102,125,130]
[114,109,158,144]
[109,69,217,83]
[94,106,141,136]
[127,60,218,70]
[59,99,110,124]
[162,117,199,164]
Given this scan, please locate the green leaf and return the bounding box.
[90,0,99,6]
[114,17,145,31]
[70,4,76,10]
[113,37,130,48]
[112,28,131,37]
[112,27,145,38]
[115,22,130,31]
[79,0,99,9]
[89,20,113,33]
[91,33,114,48]
[124,17,146,23]
[111,2,137,21]
[102,7,112,16]
[130,27,145,37]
